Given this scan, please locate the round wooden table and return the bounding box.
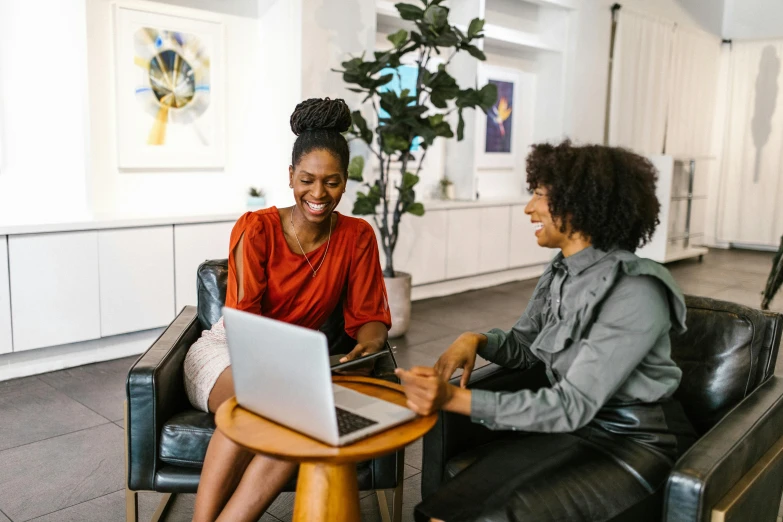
[215,375,437,522]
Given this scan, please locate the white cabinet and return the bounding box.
[9,232,101,351]
[509,205,553,267]
[478,206,511,273]
[98,226,175,337]
[392,211,448,285]
[174,221,235,311]
[0,237,12,354]
[446,208,482,279]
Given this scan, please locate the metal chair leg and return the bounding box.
[377,449,406,522]
[126,488,138,522]
[150,493,174,522]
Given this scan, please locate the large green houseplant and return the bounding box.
[335,1,496,336]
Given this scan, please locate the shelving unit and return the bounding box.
[637,155,711,264]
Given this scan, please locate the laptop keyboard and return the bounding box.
[335,407,378,436]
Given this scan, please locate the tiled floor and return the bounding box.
[1,247,782,521]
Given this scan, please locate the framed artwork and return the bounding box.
[113,3,225,169]
[475,64,535,170]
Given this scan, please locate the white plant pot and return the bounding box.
[385,271,412,339]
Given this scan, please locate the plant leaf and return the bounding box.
[396,3,424,20]
[406,202,425,216]
[467,18,485,38]
[387,29,408,48]
[353,193,377,215]
[423,5,448,28]
[463,44,486,61]
[402,172,420,189]
[479,83,499,111]
[347,156,365,182]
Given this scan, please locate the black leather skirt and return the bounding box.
[414,399,697,522]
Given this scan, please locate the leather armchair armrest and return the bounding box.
[421,362,549,498]
[664,376,783,522]
[126,306,203,491]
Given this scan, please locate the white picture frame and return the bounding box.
[113,2,225,169]
[475,64,535,170]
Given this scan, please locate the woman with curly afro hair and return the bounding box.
[397,141,697,522]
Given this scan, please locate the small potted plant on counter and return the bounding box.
[247,187,266,210]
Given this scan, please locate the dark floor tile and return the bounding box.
[393,346,439,369]
[412,304,517,332]
[0,376,108,451]
[358,472,421,522]
[484,278,538,296]
[672,279,733,298]
[0,423,124,521]
[37,356,136,422]
[266,492,295,521]
[405,438,423,470]
[27,489,161,522]
[395,317,462,347]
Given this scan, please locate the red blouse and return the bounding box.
[224,207,391,338]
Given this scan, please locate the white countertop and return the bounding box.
[0,211,245,236]
[0,198,530,236]
[423,197,531,210]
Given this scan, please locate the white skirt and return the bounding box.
[183,317,231,412]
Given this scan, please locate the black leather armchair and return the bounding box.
[421,295,783,522]
[125,260,405,522]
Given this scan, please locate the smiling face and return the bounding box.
[524,186,569,250]
[288,149,346,225]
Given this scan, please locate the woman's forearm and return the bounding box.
[443,386,472,416]
[355,321,388,352]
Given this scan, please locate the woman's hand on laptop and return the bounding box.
[395,367,471,416]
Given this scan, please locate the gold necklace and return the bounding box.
[290,207,332,277]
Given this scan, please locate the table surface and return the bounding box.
[215,375,437,464]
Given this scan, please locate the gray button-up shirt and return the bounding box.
[471,246,688,433]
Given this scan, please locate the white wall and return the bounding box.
[564,0,725,145]
[724,0,783,40]
[85,0,302,216]
[0,0,91,224]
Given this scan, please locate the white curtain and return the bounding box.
[717,40,783,246]
[608,10,674,154]
[665,27,722,157]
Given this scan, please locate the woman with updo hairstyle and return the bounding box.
[185,98,391,522]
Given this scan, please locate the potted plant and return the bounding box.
[247,187,266,210]
[336,1,496,337]
[438,176,455,200]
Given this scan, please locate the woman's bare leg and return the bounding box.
[217,455,298,522]
[193,367,253,522]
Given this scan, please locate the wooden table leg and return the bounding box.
[293,461,360,522]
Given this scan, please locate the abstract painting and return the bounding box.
[114,4,224,169]
[485,79,514,153]
[475,64,535,170]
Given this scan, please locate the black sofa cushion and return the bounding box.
[669,295,778,434]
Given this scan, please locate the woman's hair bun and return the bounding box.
[290,98,352,136]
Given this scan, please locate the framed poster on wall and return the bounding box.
[475,64,535,170]
[113,3,225,169]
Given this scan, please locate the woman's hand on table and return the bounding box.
[395,367,471,416]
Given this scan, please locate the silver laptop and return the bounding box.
[222,307,416,446]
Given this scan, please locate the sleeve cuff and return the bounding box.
[470,389,498,426]
[477,328,504,360]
